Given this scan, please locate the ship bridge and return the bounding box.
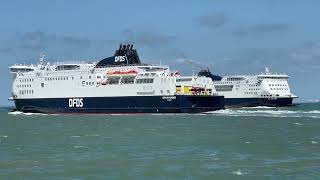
[257,74,289,80]
[9,65,35,73]
[257,67,289,80]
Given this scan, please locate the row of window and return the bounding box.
[226,77,244,81]
[45,77,72,81]
[245,92,257,95]
[215,85,233,92]
[249,88,260,91]
[261,94,279,97]
[19,90,34,95]
[269,84,287,87]
[270,88,289,91]
[261,77,287,80]
[176,78,192,82]
[136,79,154,84]
[44,76,105,81]
[218,81,235,84]
[82,81,96,86]
[17,84,31,88]
[249,84,259,87]
[19,79,34,82]
[160,90,171,94]
[161,78,175,83]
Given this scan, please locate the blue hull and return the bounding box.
[13,95,224,114]
[225,97,294,108]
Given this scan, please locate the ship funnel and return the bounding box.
[118,43,122,51]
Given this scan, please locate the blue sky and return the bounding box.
[1,0,319,105]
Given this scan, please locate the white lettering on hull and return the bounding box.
[162,96,176,101]
[68,98,84,108]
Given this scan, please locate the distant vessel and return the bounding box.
[198,68,298,107]
[8,44,224,113]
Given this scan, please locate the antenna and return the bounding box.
[39,54,46,65]
[265,67,270,74]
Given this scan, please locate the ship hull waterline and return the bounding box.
[13,95,225,114]
[224,97,295,108]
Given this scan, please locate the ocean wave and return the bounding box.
[8,111,48,116]
[0,135,8,138]
[206,109,320,118]
[232,170,247,176]
[7,109,320,118]
[305,110,320,114]
[242,106,277,109]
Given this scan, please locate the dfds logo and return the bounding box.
[69,98,84,108]
[115,56,126,62]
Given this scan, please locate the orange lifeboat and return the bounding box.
[107,69,138,76]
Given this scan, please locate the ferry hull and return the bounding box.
[225,97,294,108]
[13,95,224,114]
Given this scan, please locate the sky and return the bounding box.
[0,0,319,105]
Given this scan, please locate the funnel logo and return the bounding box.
[69,98,84,108]
[115,56,126,62]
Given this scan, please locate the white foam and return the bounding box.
[8,111,23,115]
[311,141,318,144]
[305,100,320,103]
[85,134,100,137]
[70,135,81,138]
[293,123,302,126]
[243,106,277,109]
[232,170,247,176]
[8,111,47,116]
[206,108,320,118]
[245,141,251,144]
[306,110,320,114]
[0,135,8,138]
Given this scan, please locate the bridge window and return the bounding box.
[176,78,192,82]
[121,76,135,84]
[136,78,154,84]
[214,85,233,92]
[55,65,80,71]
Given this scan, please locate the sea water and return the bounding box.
[0,103,320,179]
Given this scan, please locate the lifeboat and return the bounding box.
[107,69,138,76]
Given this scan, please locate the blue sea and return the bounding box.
[0,103,320,179]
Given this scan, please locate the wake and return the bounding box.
[205,109,320,118]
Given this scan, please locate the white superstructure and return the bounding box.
[8,44,224,113]
[196,68,297,107]
[10,58,178,99]
[212,68,297,100]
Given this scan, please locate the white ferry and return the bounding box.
[197,68,298,107]
[8,44,224,113]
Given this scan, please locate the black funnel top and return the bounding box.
[96,44,141,67]
[198,69,222,81]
